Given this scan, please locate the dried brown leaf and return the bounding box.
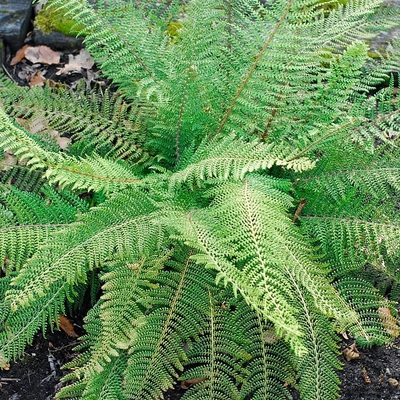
[29,71,46,88]
[56,136,70,150]
[58,315,79,338]
[10,45,29,66]
[181,377,206,389]
[25,46,60,65]
[1,152,18,171]
[378,307,399,338]
[56,49,94,75]
[343,342,360,361]
[388,378,399,387]
[362,367,371,383]
[262,328,279,344]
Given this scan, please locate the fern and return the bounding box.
[0,0,399,399]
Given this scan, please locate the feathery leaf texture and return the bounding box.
[1,0,400,399]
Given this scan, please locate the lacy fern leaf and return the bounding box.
[0,0,400,399]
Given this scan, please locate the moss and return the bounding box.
[166,21,183,42]
[35,1,85,37]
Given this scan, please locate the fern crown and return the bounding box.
[0,0,399,399]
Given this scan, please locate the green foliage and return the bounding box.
[0,0,399,399]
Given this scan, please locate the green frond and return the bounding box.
[0,78,150,163]
[179,290,248,400]
[301,215,400,264]
[0,177,86,273]
[238,311,293,400]
[0,166,45,193]
[165,175,357,355]
[122,252,215,399]
[59,342,128,400]
[295,140,400,266]
[3,0,400,399]
[170,135,315,188]
[0,107,141,193]
[181,293,293,400]
[295,301,342,400]
[37,0,172,101]
[0,280,70,367]
[6,189,163,311]
[61,255,166,382]
[334,276,399,346]
[43,154,141,193]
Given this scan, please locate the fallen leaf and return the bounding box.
[343,342,360,361]
[56,49,94,75]
[10,45,29,66]
[181,377,206,389]
[25,45,60,65]
[58,315,79,338]
[388,378,399,387]
[28,117,50,134]
[29,71,46,87]
[56,136,70,150]
[362,367,371,383]
[1,151,17,171]
[378,307,399,338]
[262,328,279,344]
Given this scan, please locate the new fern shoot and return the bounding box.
[0,0,400,399]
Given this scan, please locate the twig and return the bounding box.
[1,64,17,83]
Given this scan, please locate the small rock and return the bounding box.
[0,0,32,53]
[32,29,84,51]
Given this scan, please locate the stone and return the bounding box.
[32,29,84,50]
[0,0,33,54]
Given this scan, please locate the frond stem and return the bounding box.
[212,0,293,139]
[175,68,191,162]
[287,119,357,162]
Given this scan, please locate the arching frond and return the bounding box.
[170,135,315,188]
[6,189,164,312]
[0,108,141,193]
[3,0,400,399]
[0,78,150,163]
[122,252,214,399]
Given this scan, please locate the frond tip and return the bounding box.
[171,135,315,188]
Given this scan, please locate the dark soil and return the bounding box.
[2,325,400,399]
[1,12,400,400]
[338,337,400,400]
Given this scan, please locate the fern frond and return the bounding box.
[0,78,150,163]
[6,189,163,311]
[0,107,141,192]
[3,1,400,399]
[0,178,86,272]
[333,276,398,346]
[61,255,166,382]
[38,0,170,101]
[165,175,356,355]
[182,293,293,400]
[171,135,315,188]
[296,145,400,264]
[178,290,248,400]
[59,333,128,400]
[43,154,141,193]
[295,299,342,400]
[238,313,293,400]
[122,252,214,399]
[0,280,71,367]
